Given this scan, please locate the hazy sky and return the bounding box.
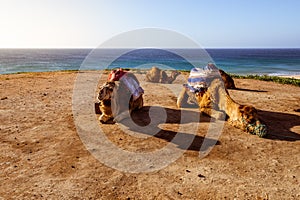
[1,0,300,48]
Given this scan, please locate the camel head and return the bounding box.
[239,105,258,124]
[166,71,181,84]
[238,105,267,137]
[98,81,115,101]
[171,71,181,78]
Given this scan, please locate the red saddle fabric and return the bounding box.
[108,68,127,81]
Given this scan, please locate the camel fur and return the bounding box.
[177,77,267,137]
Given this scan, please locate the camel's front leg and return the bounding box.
[199,92,226,120]
[177,87,188,108]
[145,73,152,82]
[99,113,113,123]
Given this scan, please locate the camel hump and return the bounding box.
[219,69,236,89]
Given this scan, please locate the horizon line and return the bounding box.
[0,46,300,49]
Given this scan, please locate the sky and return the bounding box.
[0,0,300,48]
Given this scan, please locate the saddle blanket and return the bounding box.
[184,63,219,93]
[120,73,144,100]
[108,68,143,100]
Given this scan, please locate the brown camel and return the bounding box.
[97,71,144,123]
[177,77,267,137]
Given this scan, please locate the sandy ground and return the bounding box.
[0,71,300,199]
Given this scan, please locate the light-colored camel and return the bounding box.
[145,66,180,84]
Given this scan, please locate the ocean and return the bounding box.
[0,48,300,76]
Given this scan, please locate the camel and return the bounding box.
[145,66,180,84]
[177,75,267,137]
[97,70,144,123]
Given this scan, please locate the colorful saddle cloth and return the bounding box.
[184,63,219,93]
[186,67,208,91]
[108,68,144,100]
[120,73,144,100]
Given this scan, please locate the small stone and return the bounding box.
[198,174,205,178]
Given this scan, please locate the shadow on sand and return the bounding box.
[258,110,300,141]
[128,106,300,143]
[230,88,268,93]
[120,106,221,152]
[96,103,300,152]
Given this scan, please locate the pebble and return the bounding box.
[198,174,205,178]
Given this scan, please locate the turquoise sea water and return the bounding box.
[0,48,300,76]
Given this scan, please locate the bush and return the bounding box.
[229,74,300,87]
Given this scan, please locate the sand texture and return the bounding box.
[0,71,300,199]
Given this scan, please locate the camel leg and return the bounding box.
[199,92,226,120]
[130,95,144,110]
[145,73,152,82]
[99,114,113,123]
[137,95,144,109]
[177,87,188,108]
[199,92,213,116]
